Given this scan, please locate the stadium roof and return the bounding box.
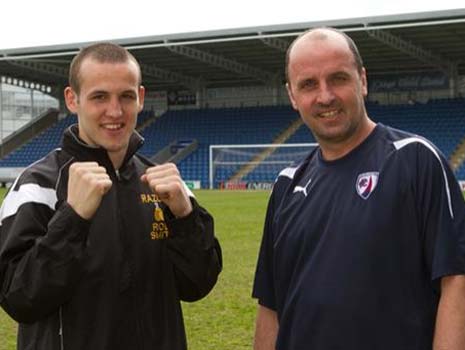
[0,8,464,97]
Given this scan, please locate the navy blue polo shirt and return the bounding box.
[252,124,465,349]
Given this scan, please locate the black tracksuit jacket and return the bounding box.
[0,125,222,350]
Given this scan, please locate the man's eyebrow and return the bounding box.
[87,89,108,96]
[121,89,137,95]
[330,70,351,76]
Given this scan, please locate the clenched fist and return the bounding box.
[141,163,192,218]
[67,162,113,220]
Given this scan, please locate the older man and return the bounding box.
[253,27,465,350]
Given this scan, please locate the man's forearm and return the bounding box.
[254,304,278,350]
[433,275,465,349]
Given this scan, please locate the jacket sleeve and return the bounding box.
[165,198,222,302]
[0,198,90,323]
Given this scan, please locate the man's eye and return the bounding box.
[300,81,316,90]
[333,75,349,83]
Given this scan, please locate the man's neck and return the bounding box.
[108,151,125,171]
[320,119,376,161]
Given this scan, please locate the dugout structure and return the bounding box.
[209,143,317,189]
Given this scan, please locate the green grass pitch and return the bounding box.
[0,189,270,350]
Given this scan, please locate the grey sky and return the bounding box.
[0,0,463,50]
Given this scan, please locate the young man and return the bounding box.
[0,43,222,350]
[253,28,465,349]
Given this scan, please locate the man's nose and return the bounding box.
[316,83,335,105]
[107,97,123,117]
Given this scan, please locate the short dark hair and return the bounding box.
[68,42,142,94]
[285,27,364,83]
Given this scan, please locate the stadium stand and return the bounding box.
[212,100,465,186]
[1,101,465,187]
[0,111,153,168]
[139,106,300,188]
[142,100,465,187]
[370,100,465,159]
[1,10,465,189]
[455,163,465,180]
[0,115,77,167]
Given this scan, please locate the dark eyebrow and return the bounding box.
[122,90,137,95]
[88,90,108,96]
[330,71,351,78]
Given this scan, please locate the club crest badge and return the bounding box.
[356,172,379,200]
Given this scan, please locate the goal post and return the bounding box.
[209,143,318,189]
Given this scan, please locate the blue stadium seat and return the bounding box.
[2,101,465,186]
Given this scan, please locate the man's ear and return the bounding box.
[360,67,368,97]
[64,87,78,113]
[137,85,146,112]
[286,83,298,110]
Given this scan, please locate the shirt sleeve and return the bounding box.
[413,142,465,282]
[252,187,278,311]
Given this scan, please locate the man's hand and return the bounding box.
[141,163,192,218]
[67,162,112,220]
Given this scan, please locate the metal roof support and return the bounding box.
[0,82,3,142]
[448,63,459,98]
[53,84,68,109]
[166,45,274,83]
[140,64,201,91]
[269,73,284,105]
[196,86,207,108]
[260,37,289,52]
[52,85,65,98]
[6,60,65,100]
[365,28,456,76]
[9,60,68,79]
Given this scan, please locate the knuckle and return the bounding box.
[70,163,80,174]
[83,172,93,182]
[173,177,183,186]
[167,163,179,172]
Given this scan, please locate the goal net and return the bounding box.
[209,143,318,189]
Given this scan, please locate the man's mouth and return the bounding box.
[102,123,124,130]
[318,109,340,118]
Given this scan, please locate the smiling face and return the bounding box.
[64,57,145,168]
[286,29,374,160]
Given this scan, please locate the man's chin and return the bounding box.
[102,143,128,154]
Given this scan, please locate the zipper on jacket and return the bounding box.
[114,175,144,349]
[59,307,65,350]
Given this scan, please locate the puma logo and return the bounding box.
[293,178,312,197]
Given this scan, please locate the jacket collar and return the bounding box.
[62,124,145,173]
